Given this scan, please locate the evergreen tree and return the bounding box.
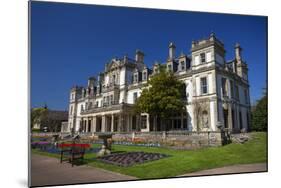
[251,94,268,131]
[134,67,186,126]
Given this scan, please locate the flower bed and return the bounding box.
[31,141,53,151]
[99,152,168,167]
[32,141,98,154]
[113,141,161,147]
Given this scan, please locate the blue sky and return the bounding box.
[31,1,267,110]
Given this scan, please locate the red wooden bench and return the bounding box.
[59,143,90,167]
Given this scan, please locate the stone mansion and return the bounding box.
[64,33,250,134]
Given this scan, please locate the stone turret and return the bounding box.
[191,33,225,66]
[70,86,83,102]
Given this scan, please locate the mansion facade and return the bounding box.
[65,33,250,133]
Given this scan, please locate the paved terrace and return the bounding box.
[30,154,136,187]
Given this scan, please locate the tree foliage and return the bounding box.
[31,108,48,129]
[251,95,268,131]
[134,67,186,119]
[31,107,65,132]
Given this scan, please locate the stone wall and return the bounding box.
[112,131,225,149]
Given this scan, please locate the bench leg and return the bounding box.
[72,154,74,167]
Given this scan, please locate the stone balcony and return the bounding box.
[101,84,120,93]
[81,102,134,114]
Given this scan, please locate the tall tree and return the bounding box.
[31,107,48,130]
[134,67,186,129]
[251,94,268,132]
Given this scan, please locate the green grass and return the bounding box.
[32,132,267,179]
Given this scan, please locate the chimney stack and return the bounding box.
[88,77,96,87]
[135,50,144,63]
[168,42,176,60]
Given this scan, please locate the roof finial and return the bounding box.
[169,42,176,48]
[235,42,241,49]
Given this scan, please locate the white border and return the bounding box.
[1,0,280,188]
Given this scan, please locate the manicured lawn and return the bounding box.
[32,132,267,179]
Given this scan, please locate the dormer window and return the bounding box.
[180,61,185,71]
[134,74,138,83]
[143,71,147,81]
[200,53,206,63]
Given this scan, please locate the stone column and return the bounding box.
[232,105,237,131]
[101,115,106,132]
[85,118,89,132]
[79,118,84,132]
[213,100,218,131]
[228,104,233,130]
[236,106,240,130]
[111,114,114,132]
[92,116,96,133]
[146,114,150,131]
